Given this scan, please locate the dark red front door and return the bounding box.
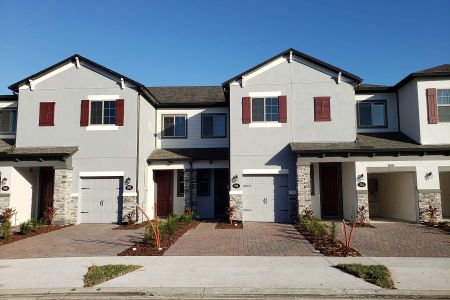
[39,168,55,219]
[155,170,173,216]
[320,163,342,218]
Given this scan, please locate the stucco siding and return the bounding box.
[356,92,399,133]
[156,107,228,149]
[398,80,421,143]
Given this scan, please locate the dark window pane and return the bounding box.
[252,98,264,121]
[0,110,13,132]
[174,116,186,137]
[371,103,385,126]
[11,110,17,132]
[177,170,184,197]
[90,101,103,125]
[359,103,372,126]
[103,101,116,125]
[163,116,175,136]
[213,115,226,137]
[202,115,214,137]
[265,97,279,121]
[197,169,210,196]
[438,106,450,122]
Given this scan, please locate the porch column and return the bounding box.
[184,168,198,216]
[53,168,76,224]
[297,162,312,217]
[229,192,243,222]
[417,190,442,222]
[0,193,11,215]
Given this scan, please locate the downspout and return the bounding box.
[395,91,401,133]
[189,159,193,208]
[135,93,141,220]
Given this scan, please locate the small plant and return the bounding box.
[84,264,142,287]
[330,221,337,242]
[336,264,394,289]
[123,210,136,225]
[225,205,236,224]
[424,205,438,225]
[1,220,12,239]
[342,219,357,256]
[297,214,305,225]
[2,208,16,222]
[356,206,368,225]
[44,207,56,225]
[303,207,313,221]
[180,209,194,224]
[20,221,34,235]
[144,222,167,244]
[166,213,178,235]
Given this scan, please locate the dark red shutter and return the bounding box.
[242,97,251,124]
[39,102,55,126]
[426,88,438,124]
[278,95,287,123]
[80,100,89,126]
[314,97,331,121]
[116,99,124,126]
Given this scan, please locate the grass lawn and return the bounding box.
[84,264,142,287]
[335,263,395,289]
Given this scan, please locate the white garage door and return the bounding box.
[243,175,289,222]
[80,177,123,223]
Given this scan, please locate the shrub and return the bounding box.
[297,214,304,226]
[2,208,16,222]
[330,221,337,242]
[1,220,12,239]
[20,221,34,235]
[303,207,313,220]
[166,213,178,235]
[226,205,236,224]
[423,205,438,225]
[123,210,136,225]
[144,223,167,244]
[304,218,328,240]
[356,206,368,225]
[180,209,194,224]
[44,207,56,225]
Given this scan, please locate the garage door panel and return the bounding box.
[80,177,123,224]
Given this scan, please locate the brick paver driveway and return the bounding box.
[0,224,144,259]
[165,222,319,256]
[338,221,450,257]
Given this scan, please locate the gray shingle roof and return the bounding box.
[0,140,78,157]
[147,86,226,106]
[148,148,229,162]
[290,132,450,156]
[395,64,450,89]
[355,83,393,93]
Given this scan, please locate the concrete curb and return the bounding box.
[1,287,450,299]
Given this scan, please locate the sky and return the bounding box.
[0,0,449,94]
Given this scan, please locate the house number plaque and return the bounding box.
[232,183,240,189]
[357,182,366,188]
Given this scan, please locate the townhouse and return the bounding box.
[0,49,449,226]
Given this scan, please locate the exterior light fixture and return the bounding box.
[425,172,433,180]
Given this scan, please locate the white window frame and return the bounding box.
[437,89,450,123]
[357,100,387,128]
[161,114,187,138]
[251,97,279,123]
[89,100,116,126]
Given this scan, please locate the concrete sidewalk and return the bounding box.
[0,256,449,297]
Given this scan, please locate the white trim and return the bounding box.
[231,56,286,85]
[123,192,137,197]
[248,91,281,97]
[229,191,243,195]
[249,123,282,128]
[87,95,120,100]
[243,169,289,175]
[0,101,17,108]
[70,193,79,197]
[19,62,75,90]
[148,163,187,170]
[79,171,124,177]
[86,125,119,131]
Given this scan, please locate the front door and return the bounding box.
[214,169,229,219]
[39,168,55,219]
[320,163,342,218]
[155,170,173,216]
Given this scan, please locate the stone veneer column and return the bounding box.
[122,195,137,222]
[297,163,312,217]
[356,190,369,222]
[53,168,76,224]
[229,193,243,222]
[0,193,11,215]
[417,190,442,222]
[183,169,198,216]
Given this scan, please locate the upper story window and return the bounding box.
[357,100,387,128]
[201,114,226,138]
[90,100,116,125]
[252,97,279,122]
[0,109,17,133]
[437,89,450,122]
[162,115,187,138]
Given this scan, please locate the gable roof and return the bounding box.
[222,48,362,86]
[147,86,226,107]
[394,64,450,89]
[8,54,158,106]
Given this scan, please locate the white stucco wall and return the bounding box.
[9,167,39,225]
[310,163,321,217]
[341,162,358,220]
[172,169,185,216]
[398,80,421,143]
[355,93,398,133]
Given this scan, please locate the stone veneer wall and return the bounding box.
[417,190,442,222]
[53,168,76,224]
[356,190,369,222]
[297,164,312,216]
[123,195,137,222]
[0,193,10,215]
[183,169,198,216]
[229,193,243,221]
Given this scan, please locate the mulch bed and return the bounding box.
[294,224,361,257]
[0,225,72,247]
[113,221,149,230]
[118,220,200,256]
[422,221,450,233]
[350,222,376,228]
[215,221,243,229]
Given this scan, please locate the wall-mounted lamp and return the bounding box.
[425,172,433,180]
[356,173,365,182]
[232,175,238,183]
[125,177,131,185]
[1,178,7,187]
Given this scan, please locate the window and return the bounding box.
[39,102,55,126]
[90,100,116,125]
[197,169,210,196]
[0,109,17,133]
[437,89,450,122]
[201,114,226,138]
[357,101,387,127]
[251,97,279,122]
[162,115,187,138]
[177,170,184,197]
